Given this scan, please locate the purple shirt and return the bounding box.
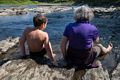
[63,20,99,49]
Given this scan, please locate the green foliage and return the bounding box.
[0,0,40,5]
[53,0,73,2]
[75,0,120,3]
[0,0,119,5]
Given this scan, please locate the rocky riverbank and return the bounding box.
[0,6,72,16]
[0,5,120,17]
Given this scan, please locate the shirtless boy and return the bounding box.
[19,14,56,65]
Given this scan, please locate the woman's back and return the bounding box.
[63,21,98,49]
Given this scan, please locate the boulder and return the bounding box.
[0,37,19,55]
[0,59,75,80]
[73,61,110,80]
[111,63,120,80]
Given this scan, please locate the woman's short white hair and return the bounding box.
[74,5,94,21]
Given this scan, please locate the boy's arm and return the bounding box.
[61,36,68,58]
[19,29,27,56]
[44,33,56,63]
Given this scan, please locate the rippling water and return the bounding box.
[0,10,73,41]
[0,6,120,72]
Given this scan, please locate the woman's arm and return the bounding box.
[61,36,68,58]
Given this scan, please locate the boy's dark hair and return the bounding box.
[33,14,47,27]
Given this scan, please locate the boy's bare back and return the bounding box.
[24,27,48,52]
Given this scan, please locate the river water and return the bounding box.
[0,10,73,42]
[0,6,120,72]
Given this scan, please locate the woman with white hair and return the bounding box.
[61,5,113,69]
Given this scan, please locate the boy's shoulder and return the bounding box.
[38,30,48,37]
[43,31,48,37]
